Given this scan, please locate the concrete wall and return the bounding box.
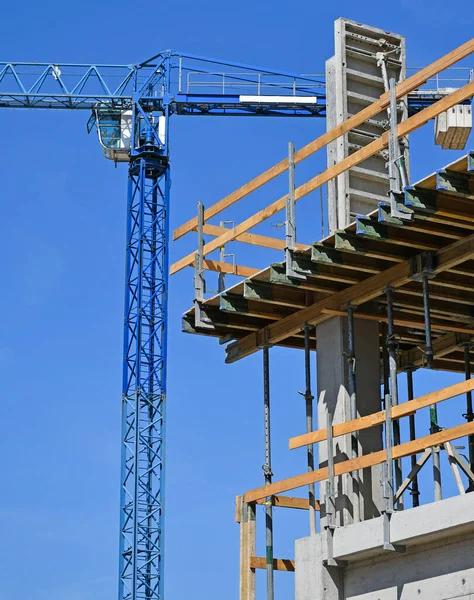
[295,494,474,600]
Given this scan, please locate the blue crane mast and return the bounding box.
[0,51,463,600]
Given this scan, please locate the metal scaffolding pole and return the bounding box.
[462,344,474,482]
[347,304,360,523]
[301,323,317,534]
[406,368,420,507]
[422,271,442,502]
[262,338,274,600]
[385,287,403,509]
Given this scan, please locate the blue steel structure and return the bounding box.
[0,51,470,600]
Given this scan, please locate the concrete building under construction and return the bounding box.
[171,18,474,600]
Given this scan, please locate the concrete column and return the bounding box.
[317,316,384,525]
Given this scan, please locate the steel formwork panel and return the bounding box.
[326,18,409,232]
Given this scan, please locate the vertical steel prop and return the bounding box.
[461,342,474,482]
[406,368,420,507]
[385,286,403,509]
[421,254,442,501]
[300,323,317,534]
[324,409,337,564]
[346,303,360,522]
[262,329,274,600]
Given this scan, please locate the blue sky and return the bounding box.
[0,2,473,600]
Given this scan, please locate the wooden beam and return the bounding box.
[172,39,474,241]
[289,378,474,450]
[225,234,474,363]
[254,495,320,511]
[399,330,468,369]
[240,501,256,600]
[235,495,243,523]
[203,259,259,278]
[320,309,474,335]
[170,79,474,275]
[244,421,474,502]
[202,224,307,252]
[250,557,295,572]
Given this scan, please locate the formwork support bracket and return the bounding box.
[194,201,213,329]
[285,141,306,280]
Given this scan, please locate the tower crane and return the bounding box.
[0,50,464,600]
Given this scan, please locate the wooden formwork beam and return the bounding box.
[250,557,295,572]
[225,233,474,363]
[254,495,320,511]
[202,224,307,252]
[203,260,259,278]
[321,308,474,335]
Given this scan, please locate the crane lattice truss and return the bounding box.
[0,49,470,600]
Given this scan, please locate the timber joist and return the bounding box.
[182,152,474,373]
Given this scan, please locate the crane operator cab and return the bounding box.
[93,109,132,163]
[91,109,167,163]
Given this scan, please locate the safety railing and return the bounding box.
[237,377,474,600]
[171,38,474,336]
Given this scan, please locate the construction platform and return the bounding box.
[183,152,474,373]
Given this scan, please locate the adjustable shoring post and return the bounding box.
[415,252,442,501]
[421,269,434,370]
[323,409,347,567]
[346,303,360,523]
[381,321,390,406]
[406,367,420,507]
[382,392,405,552]
[459,338,474,489]
[299,322,317,534]
[262,328,274,600]
[323,410,348,567]
[385,286,403,509]
[324,409,336,564]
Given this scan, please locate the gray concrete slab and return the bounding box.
[295,495,474,600]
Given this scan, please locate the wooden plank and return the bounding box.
[240,502,256,600]
[254,495,320,511]
[170,79,474,275]
[321,308,474,335]
[202,224,307,251]
[250,557,295,572]
[203,259,259,278]
[225,233,474,363]
[236,495,243,523]
[244,421,474,502]
[172,39,474,241]
[289,378,474,450]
